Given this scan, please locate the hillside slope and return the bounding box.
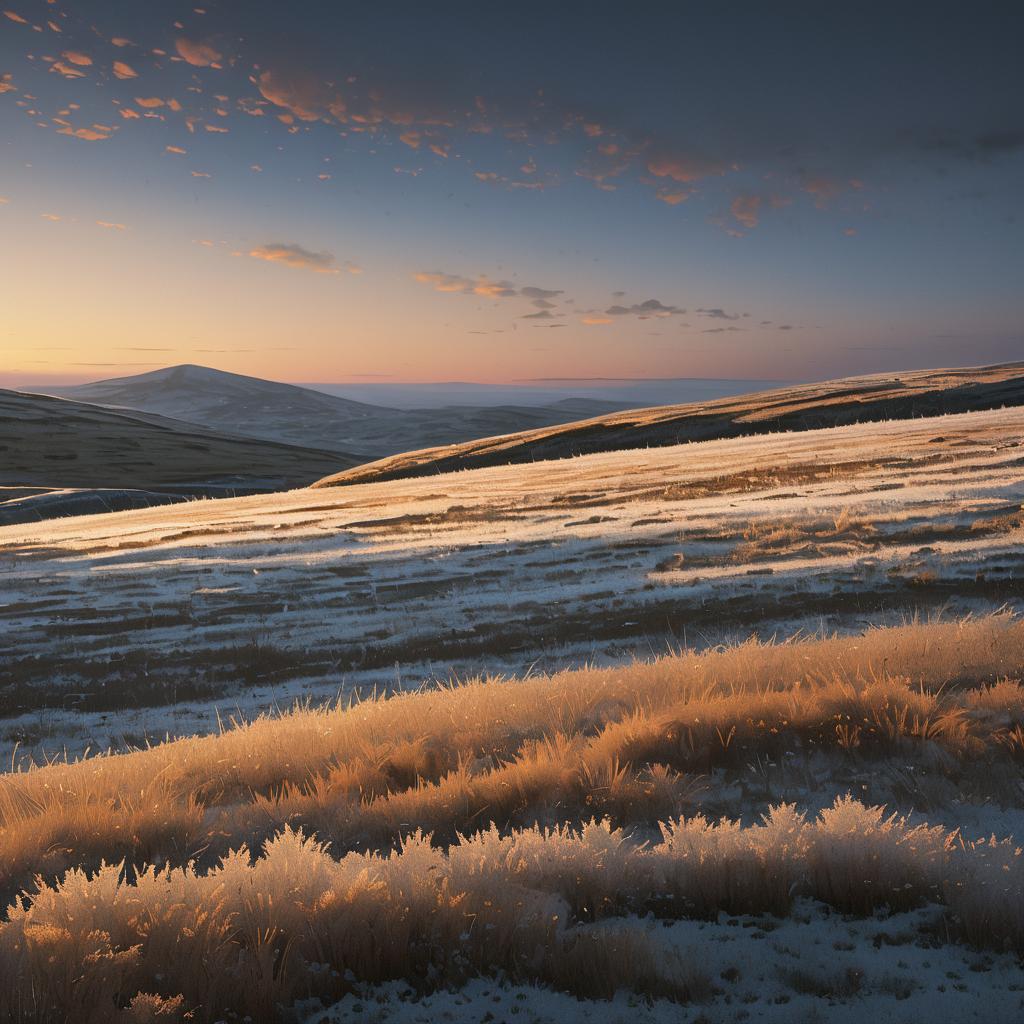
[0,389,357,524]
[314,361,1024,487]
[2,403,1021,749]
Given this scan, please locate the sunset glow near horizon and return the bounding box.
[1,1,1022,387]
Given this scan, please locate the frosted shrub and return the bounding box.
[3,796,1024,1020]
[808,796,947,913]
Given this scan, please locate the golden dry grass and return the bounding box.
[2,615,1022,897]
[2,614,1024,1020]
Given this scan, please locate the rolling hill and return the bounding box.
[313,361,1024,488]
[0,388,357,525]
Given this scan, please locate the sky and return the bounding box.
[1,0,1022,386]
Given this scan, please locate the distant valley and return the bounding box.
[45,364,627,457]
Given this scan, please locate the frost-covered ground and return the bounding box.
[1,405,1022,761]
[305,912,1024,1024]
[304,902,1024,1023]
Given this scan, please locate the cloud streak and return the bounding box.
[605,298,684,318]
[414,271,563,304]
[248,243,344,274]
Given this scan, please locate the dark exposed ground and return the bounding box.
[0,388,358,523]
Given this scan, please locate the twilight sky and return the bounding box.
[1,1,1022,386]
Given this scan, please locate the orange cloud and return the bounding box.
[135,97,165,108]
[415,272,565,307]
[57,125,112,141]
[165,145,187,154]
[0,73,14,94]
[582,317,612,325]
[175,37,222,67]
[50,61,87,79]
[112,61,137,80]
[3,10,28,24]
[63,51,93,66]
[249,242,341,274]
[414,272,518,297]
[730,193,762,229]
[801,176,844,208]
[256,69,327,122]
[472,277,517,298]
[647,153,729,183]
[415,271,475,292]
[96,220,126,230]
[111,37,133,47]
[656,189,691,206]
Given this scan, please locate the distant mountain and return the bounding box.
[313,361,1024,488]
[0,388,357,525]
[47,365,627,456]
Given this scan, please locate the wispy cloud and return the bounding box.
[248,242,347,274]
[730,194,761,229]
[605,298,684,318]
[647,153,730,184]
[414,271,563,303]
[697,307,743,320]
[56,125,114,141]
